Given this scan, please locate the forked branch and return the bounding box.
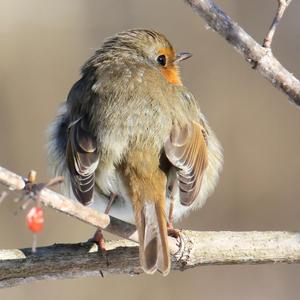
[184,0,300,105]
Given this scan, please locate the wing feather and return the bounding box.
[164,121,208,206]
[67,119,99,205]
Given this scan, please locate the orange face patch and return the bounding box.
[161,67,181,85]
[158,48,182,85]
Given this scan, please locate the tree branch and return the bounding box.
[184,0,300,106]
[1,166,300,288]
[1,231,300,288]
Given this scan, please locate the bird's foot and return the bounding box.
[89,229,106,251]
[167,223,180,239]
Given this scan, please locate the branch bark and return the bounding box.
[1,231,300,288]
[184,0,300,106]
[1,166,300,288]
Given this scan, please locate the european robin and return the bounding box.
[48,29,223,275]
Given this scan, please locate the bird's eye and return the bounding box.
[157,55,166,66]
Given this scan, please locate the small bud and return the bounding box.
[27,170,37,184]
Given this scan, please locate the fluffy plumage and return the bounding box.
[48,29,223,275]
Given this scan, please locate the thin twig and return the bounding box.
[263,0,292,48]
[0,166,137,241]
[184,0,300,106]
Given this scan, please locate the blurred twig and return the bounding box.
[184,0,300,106]
[1,231,300,288]
[0,166,138,242]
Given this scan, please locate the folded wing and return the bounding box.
[164,121,208,206]
[67,119,99,205]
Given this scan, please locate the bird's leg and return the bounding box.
[91,228,106,251]
[91,192,118,251]
[167,182,180,238]
[168,194,175,228]
[104,192,117,214]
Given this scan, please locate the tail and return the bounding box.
[135,200,170,276]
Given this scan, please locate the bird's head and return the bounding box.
[94,29,192,85]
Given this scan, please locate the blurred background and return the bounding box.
[0,0,300,299]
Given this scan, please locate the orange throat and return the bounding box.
[161,66,182,85]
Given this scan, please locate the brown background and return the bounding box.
[1,0,300,299]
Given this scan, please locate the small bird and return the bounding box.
[48,29,223,276]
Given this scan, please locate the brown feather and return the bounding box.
[164,121,208,206]
[155,202,170,275]
[67,119,99,205]
[142,203,158,274]
[120,152,171,275]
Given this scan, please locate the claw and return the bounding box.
[167,223,180,239]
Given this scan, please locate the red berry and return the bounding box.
[26,206,44,233]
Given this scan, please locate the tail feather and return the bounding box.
[155,203,170,276]
[135,201,170,275]
[143,203,159,273]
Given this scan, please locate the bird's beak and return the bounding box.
[174,52,192,63]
